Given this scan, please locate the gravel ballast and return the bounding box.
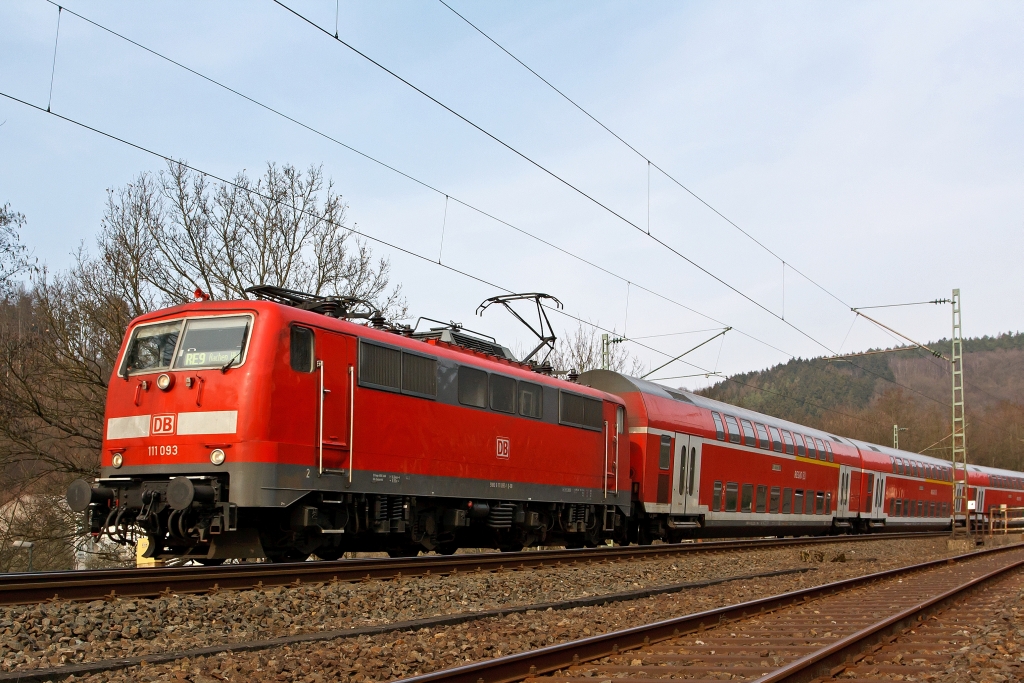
[0,537,965,680]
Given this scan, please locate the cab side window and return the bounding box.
[290,326,315,372]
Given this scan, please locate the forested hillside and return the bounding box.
[697,333,1024,472]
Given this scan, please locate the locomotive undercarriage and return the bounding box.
[70,475,631,561]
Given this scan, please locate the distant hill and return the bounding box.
[696,333,1024,471]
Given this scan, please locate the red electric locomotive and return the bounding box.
[67,288,630,562]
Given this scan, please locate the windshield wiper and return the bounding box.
[221,354,240,374]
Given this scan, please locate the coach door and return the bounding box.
[316,331,356,475]
[671,433,702,515]
[837,465,853,516]
[873,474,886,518]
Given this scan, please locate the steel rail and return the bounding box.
[0,531,946,606]
[0,566,813,683]
[390,541,1023,683]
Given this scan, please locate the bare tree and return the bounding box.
[0,165,405,569]
[0,203,32,298]
[549,323,643,376]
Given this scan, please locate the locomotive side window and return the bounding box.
[290,326,315,372]
[781,430,794,455]
[489,374,516,413]
[402,353,437,398]
[360,341,402,391]
[616,405,625,434]
[173,316,250,370]
[782,487,792,513]
[659,435,672,470]
[519,382,543,419]
[712,481,722,511]
[123,320,182,374]
[768,427,783,453]
[725,482,738,511]
[724,415,741,444]
[458,366,488,407]
[741,484,753,512]
[755,485,767,513]
[794,433,806,456]
[559,391,603,430]
[755,424,770,449]
[740,419,756,447]
[712,412,725,441]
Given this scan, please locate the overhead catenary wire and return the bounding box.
[45,1,793,363]
[272,0,965,413]
[0,89,885,428]
[22,6,970,427]
[436,0,853,311]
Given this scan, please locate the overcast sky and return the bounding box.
[2,1,1022,389]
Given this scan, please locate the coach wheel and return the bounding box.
[435,543,458,556]
[386,546,421,558]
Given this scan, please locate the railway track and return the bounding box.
[395,541,1024,683]
[0,531,948,606]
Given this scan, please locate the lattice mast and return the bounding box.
[950,288,970,537]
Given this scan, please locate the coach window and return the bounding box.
[814,438,827,461]
[903,499,911,516]
[782,431,795,455]
[782,487,792,513]
[795,434,806,457]
[712,412,725,441]
[815,491,825,515]
[659,435,672,470]
[768,427,783,453]
[889,456,896,473]
[805,492,815,515]
[824,442,834,463]
[769,486,781,514]
[519,382,543,419]
[805,436,817,459]
[290,326,314,372]
[724,415,741,444]
[824,492,832,514]
[756,424,770,449]
[725,482,739,511]
[741,484,754,512]
[489,374,516,414]
[794,489,804,514]
[756,485,767,513]
[741,419,756,447]
[458,366,488,408]
[712,481,723,511]
[890,499,897,516]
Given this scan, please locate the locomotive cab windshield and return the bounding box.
[121,314,252,376]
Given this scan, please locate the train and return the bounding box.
[66,287,1021,562]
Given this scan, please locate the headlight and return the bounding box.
[111,453,123,468]
[156,373,174,391]
[210,448,226,466]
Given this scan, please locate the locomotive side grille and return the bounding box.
[360,342,401,390]
[486,503,516,528]
[402,353,437,397]
[559,391,604,430]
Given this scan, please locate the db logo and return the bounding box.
[152,414,176,435]
[496,437,510,460]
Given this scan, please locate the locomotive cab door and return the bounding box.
[316,331,357,474]
[670,433,702,515]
